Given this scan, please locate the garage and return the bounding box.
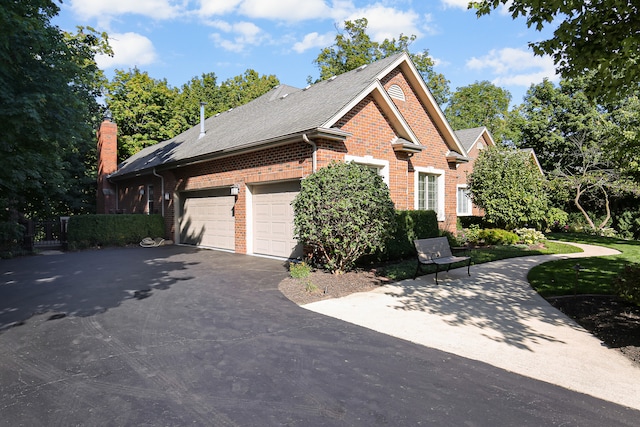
[180,189,235,250]
[252,181,302,258]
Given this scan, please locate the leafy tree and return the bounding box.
[0,0,111,218]
[313,18,450,105]
[175,72,223,127]
[106,69,184,160]
[468,147,549,229]
[218,69,279,110]
[472,0,640,102]
[516,77,640,231]
[603,94,640,181]
[551,132,637,232]
[444,81,518,144]
[111,69,279,159]
[516,77,602,173]
[292,162,396,274]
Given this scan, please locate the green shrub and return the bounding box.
[460,224,481,245]
[0,221,25,252]
[515,228,546,245]
[479,228,519,245]
[612,263,640,305]
[382,210,439,261]
[67,214,165,247]
[545,207,569,232]
[293,162,396,273]
[468,147,549,229]
[289,261,311,279]
[614,209,640,240]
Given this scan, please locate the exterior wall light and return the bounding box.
[230,184,240,196]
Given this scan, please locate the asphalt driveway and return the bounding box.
[0,246,638,426]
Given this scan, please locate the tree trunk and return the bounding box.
[597,187,611,230]
[574,184,596,231]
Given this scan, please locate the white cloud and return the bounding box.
[198,0,243,16]
[293,32,335,53]
[440,0,472,10]
[69,0,181,21]
[343,5,425,42]
[95,32,158,69]
[466,47,559,87]
[209,21,266,52]
[238,0,330,21]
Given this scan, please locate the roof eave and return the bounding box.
[108,127,351,181]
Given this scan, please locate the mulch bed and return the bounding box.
[546,295,640,366]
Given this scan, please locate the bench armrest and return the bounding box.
[451,246,470,256]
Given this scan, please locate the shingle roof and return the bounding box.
[454,127,487,152]
[110,54,405,179]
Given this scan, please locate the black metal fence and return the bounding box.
[24,217,69,250]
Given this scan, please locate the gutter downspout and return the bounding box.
[302,133,317,173]
[152,168,164,217]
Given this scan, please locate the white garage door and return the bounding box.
[253,181,302,258]
[180,190,235,250]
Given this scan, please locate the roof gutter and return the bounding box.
[109,128,350,181]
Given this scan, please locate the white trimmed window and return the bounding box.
[457,185,472,216]
[344,155,390,186]
[414,167,445,221]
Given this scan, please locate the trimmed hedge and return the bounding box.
[381,210,440,261]
[68,214,165,248]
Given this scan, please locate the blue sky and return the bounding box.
[53,0,559,106]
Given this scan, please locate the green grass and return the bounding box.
[528,233,640,297]
[378,240,581,281]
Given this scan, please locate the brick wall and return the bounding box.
[382,69,459,232]
[96,119,118,214]
[121,142,314,252]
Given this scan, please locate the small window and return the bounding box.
[457,186,472,216]
[147,184,154,214]
[387,84,406,101]
[344,155,389,186]
[414,167,445,221]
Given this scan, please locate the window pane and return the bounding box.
[427,175,437,211]
[418,174,426,210]
[457,188,471,215]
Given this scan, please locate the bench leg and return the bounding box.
[435,264,440,285]
[414,262,421,280]
[467,259,471,277]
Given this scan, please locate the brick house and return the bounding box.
[99,52,486,259]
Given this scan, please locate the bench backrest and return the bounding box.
[414,237,453,262]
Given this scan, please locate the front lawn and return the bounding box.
[528,233,640,297]
[379,240,581,281]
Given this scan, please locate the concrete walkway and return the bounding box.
[304,242,640,411]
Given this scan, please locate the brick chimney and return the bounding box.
[97,112,117,214]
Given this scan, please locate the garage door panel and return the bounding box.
[181,192,235,251]
[252,181,302,258]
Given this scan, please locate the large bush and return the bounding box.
[468,147,549,229]
[293,162,396,273]
[382,210,439,261]
[68,214,165,248]
[0,221,25,257]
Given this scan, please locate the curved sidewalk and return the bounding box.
[304,242,640,410]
